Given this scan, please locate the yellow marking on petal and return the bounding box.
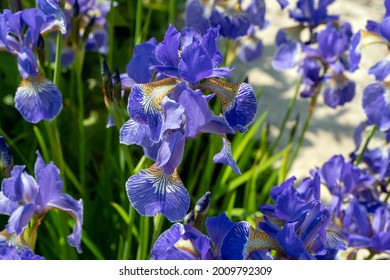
[202,78,240,112]
[141,78,178,112]
[19,73,47,88]
[242,227,282,259]
[146,165,183,195]
[360,30,389,49]
[174,238,201,258]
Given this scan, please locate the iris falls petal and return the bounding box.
[128,78,178,142]
[202,78,257,132]
[14,74,63,123]
[126,165,190,222]
[213,135,241,174]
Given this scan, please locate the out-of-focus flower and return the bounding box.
[185,0,268,62]
[0,231,44,260]
[151,213,235,259]
[0,151,83,253]
[221,176,346,260]
[0,8,64,123]
[349,0,390,80]
[273,22,355,108]
[362,82,390,132]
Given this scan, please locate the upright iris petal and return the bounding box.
[14,74,63,123]
[126,165,190,222]
[202,78,257,132]
[128,78,178,142]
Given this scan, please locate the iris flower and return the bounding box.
[0,151,83,253]
[0,7,65,123]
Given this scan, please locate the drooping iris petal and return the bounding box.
[14,74,63,123]
[0,192,18,215]
[368,57,390,81]
[362,82,390,131]
[37,0,67,34]
[46,194,83,253]
[126,38,158,83]
[272,42,300,70]
[322,78,355,108]
[119,118,154,148]
[237,35,263,63]
[202,78,257,132]
[126,165,190,222]
[213,135,241,175]
[128,78,178,142]
[221,222,280,260]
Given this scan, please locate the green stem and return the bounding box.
[355,125,377,165]
[151,214,164,247]
[134,0,143,46]
[269,79,301,154]
[74,49,86,192]
[285,92,318,180]
[122,205,136,260]
[137,216,150,260]
[168,0,175,24]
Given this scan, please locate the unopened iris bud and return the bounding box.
[72,0,80,18]
[194,191,211,216]
[113,67,122,102]
[0,136,14,178]
[82,16,96,43]
[101,59,113,104]
[183,210,195,226]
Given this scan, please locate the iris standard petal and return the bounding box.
[126,165,190,222]
[213,135,241,174]
[35,162,63,207]
[202,79,257,132]
[2,165,38,204]
[205,213,235,254]
[128,78,178,142]
[178,38,213,84]
[155,25,180,69]
[14,74,63,123]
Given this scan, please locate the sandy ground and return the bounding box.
[232,0,386,180]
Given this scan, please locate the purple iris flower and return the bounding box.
[153,25,230,85]
[345,200,390,253]
[349,0,390,80]
[288,0,338,29]
[37,0,67,34]
[185,0,266,62]
[0,234,44,260]
[273,22,356,108]
[0,151,83,253]
[151,213,235,259]
[362,82,390,132]
[0,8,63,123]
